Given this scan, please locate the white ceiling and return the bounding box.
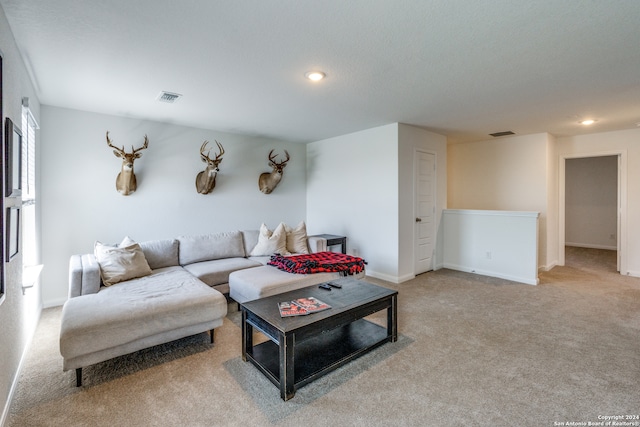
[2,0,640,143]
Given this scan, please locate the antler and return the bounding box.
[214,140,225,160]
[281,150,290,164]
[106,131,125,155]
[131,135,149,155]
[268,149,290,166]
[200,141,211,161]
[200,140,224,162]
[267,149,277,163]
[106,132,148,157]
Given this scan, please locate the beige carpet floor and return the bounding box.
[6,247,640,426]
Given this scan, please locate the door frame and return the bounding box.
[0,51,4,304]
[413,148,437,275]
[558,149,627,274]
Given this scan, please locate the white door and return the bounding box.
[415,150,435,275]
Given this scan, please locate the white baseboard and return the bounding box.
[539,261,558,272]
[43,297,66,308]
[365,270,404,284]
[397,273,416,283]
[565,242,617,250]
[443,263,538,285]
[625,270,640,278]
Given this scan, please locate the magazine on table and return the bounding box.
[278,301,308,317]
[292,297,331,313]
[278,297,331,317]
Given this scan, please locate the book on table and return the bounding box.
[278,297,331,317]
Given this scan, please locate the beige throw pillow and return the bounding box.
[284,221,309,254]
[250,223,289,256]
[94,236,152,286]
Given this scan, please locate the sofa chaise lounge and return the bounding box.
[60,227,336,386]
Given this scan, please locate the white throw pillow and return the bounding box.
[250,223,289,256]
[284,221,309,254]
[94,236,152,286]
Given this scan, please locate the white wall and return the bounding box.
[306,124,400,281]
[0,5,43,424]
[447,133,550,268]
[557,128,640,276]
[306,123,447,283]
[565,156,618,249]
[398,124,447,279]
[442,209,539,285]
[40,106,307,306]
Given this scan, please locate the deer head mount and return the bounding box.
[196,140,225,194]
[258,149,290,194]
[106,131,149,196]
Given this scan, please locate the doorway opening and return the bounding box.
[559,152,627,275]
[564,246,617,273]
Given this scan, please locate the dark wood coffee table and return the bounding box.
[240,278,397,400]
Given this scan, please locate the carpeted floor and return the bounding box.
[6,248,640,426]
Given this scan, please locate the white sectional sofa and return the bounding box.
[60,227,329,386]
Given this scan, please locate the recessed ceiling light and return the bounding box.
[305,71,326,81]
[579,119,596,125]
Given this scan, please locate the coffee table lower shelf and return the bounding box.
[245,318,390,396]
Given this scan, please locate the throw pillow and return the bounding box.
[284,221,309,254]
[139,238,180,269]
[249,223,289,256]
[94,236,153,286]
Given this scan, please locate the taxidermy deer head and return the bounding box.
[106,131,149,196]
[196,140,225,194]
[258,149,290,194]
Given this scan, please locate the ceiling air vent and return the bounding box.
[489,131,515,137]
[157,91,182,104]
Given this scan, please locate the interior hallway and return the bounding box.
[564,246,618,273]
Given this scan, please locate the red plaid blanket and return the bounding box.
[268,251,366,275]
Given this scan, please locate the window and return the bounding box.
[21,101,38,269]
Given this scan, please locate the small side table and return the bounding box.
[311,234,346,254]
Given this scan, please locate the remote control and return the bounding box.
[327,282,342,288]
[319,283,332,290]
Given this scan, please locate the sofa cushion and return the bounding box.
[249,223,288,256]
[139,239,179,269]
[178,231,245,265]
[182,257,262,287]
[229,265,350,303]
[94,238,152,286]
[248,256,271,266]
[284,221,309,254]
[60,267,227,363]
[242,230,260,256]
